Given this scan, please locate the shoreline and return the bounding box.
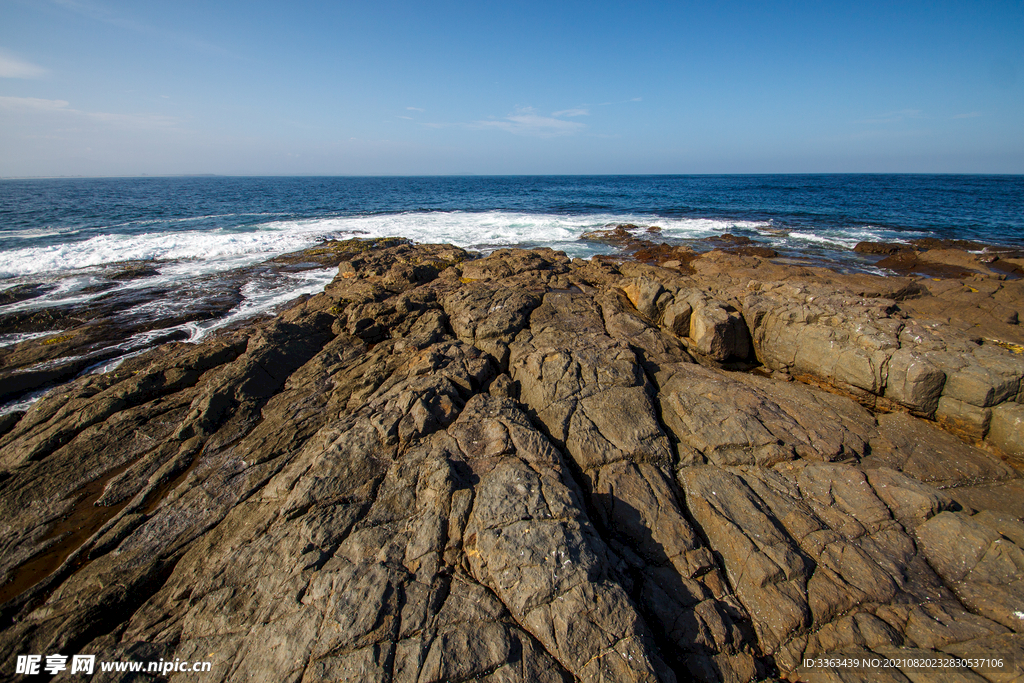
[1,238,1024,681]
[3,229,1024,413]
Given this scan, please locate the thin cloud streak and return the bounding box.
[50,0,241,59]
[856,109,925,125]
[413,102,606,137]
[0,96,69,110]
[953,112,982,119]
[0,95,178,128]
[0,50,47,79]
[469,107,586,137]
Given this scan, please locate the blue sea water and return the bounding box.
[2,175,1022,272]
[1,174,1021,352]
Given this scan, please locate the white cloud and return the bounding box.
[471,107,586,137]
[0,96,69,110]
[406,106,424,112]
[84,110,178,127]
[552,108,589,117]
[856,109,924,125]
[0,95,177,128]
[0,50,48,79]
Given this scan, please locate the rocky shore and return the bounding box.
[1,236,1023,682]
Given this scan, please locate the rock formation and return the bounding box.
[1,240,1022,681]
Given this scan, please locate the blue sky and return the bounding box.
[1,0,1021,176]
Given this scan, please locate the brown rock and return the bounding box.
[854,241,916,255]
[917,511,1024,631]
[2,240,1023,683]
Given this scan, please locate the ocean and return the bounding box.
[1,174,1022,408]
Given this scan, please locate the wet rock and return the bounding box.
[701,234,779,258]
[722,245,779,258]
[706,234,754,245]
[580,223,648,247]
[910,238,992,252]
[579,225,701,271]
[267,236,417,267]
[876,251,978,279]
[0,283,54,306]
[106,262,162,281]
[854,241,916,256]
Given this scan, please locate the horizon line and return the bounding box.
[3,171,1023,181]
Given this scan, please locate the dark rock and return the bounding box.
[631,243,699,271]
[853,241,916,256]
[876,251,977,279]
[706,233,753,245]
[720,245,779,258]
[0,283,54,306]
[0,411,22,437]
[704,234,778,258]
[579,223,648,247]
[911,237,991,251]
[107,262,162,281]
[579,225,701,271]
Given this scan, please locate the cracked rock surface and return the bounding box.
[1,242,1023,682]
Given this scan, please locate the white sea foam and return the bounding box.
[0,229,319,278]
[0,211,780,344]
[779,226,913,250]
[0,275,116,315]
[0,385,55,415]
[0,330,55,348]
[0,212,773,279]
[85,353,139,376]
[253,212,774,260]
[182,267,338,343]
[0,211,909,404]
[785,232,863,249]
